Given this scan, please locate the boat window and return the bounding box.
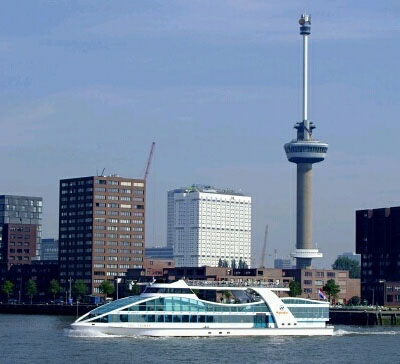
[104,313,270,324]
[89,295,144,316]
[286,306,329,319]
[143,287,194,294]
[281,298,326,305]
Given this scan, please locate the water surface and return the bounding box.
[0,314,398,364]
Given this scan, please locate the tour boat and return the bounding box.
[72,280,333,336]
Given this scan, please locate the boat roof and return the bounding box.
[150,280,290,292]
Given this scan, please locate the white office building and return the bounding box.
[168,185,251,267]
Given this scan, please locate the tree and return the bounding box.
[2,280,14,300]
[218,258,223,267]
[223,291,232,303]
[231,259,237,270]
[48,279,61,302]
[25,279,37,304]
[323,279,340,301]
[348,296,361,306]
[289,280,302,297]
[332,256,360,279]
[72,280,87,301]
[99,280,114,297]
[221,259,229,268]
[238,258,249,269]
[130,283,141,296]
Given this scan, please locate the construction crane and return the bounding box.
[259,224,268,268]
[144,142,156,181]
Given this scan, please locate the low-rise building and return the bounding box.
[383,282,400,307]
[337,252,361,265]
[283,268,360,303]
[41,238,59,261]
[274,258,295,269]
[6,261,59,302]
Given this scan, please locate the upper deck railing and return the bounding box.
[184,280,289,289]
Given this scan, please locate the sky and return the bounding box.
[1,0,400,268]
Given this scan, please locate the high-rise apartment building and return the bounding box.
[0,195,43,268]
[58,176,145,295]
[356,207,400,306]
[168,185,251,267]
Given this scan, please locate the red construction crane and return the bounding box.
[259,224,268,268]
[144,142,156,181]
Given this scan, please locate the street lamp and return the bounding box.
[68,277,73,305]
[115,277,122,300]
[372,279,386,307]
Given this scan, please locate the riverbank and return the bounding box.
[0,303,95,316]
[330,309,400,325]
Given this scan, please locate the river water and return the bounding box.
[0,314,398,364]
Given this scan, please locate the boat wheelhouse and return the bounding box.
[72,280,333,336]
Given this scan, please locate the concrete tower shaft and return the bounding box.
[284,14,328,269]
[297,163,312,250]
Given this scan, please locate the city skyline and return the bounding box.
[1,1,400,268]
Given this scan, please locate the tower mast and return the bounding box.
[284,14,328,269]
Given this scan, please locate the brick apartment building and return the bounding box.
[58,175,145,295]
[0,195,43,269]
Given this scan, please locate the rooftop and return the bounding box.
[170,184,246,197]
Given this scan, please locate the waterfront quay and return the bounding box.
[0,303,95,316]
[330,308,400,326]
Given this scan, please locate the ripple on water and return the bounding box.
[334,328,400,336]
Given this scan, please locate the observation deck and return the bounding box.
[284,139,328,164]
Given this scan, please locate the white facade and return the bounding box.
[168,186,251,267]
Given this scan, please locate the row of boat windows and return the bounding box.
[288,307,329,319]
[282,298,326,305]
[90,295,143,315]
[143,287,194,294]
[122,297,270,313]
[92,314,274,326]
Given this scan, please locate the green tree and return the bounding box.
[99,280,115,297]
[218,258,223,267]
[130,283,141,296]
[2,280,14,299]
[238,258,249,269]
[289,280,302,297]
[231,259,237,270]
[48,279,61,302]
[25,279,37,304]
[348,296,361,306]
[223,291,232,303]
[323,279,340,301]
[72,280,87,301]
[332,256,360,279]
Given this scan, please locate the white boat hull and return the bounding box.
[71,323,334,337]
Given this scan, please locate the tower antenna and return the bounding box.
[283,14,328,269]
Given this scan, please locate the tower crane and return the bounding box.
[144,142,156,181]
[259,224,268,268]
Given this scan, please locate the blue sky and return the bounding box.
[1,0,400,268]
